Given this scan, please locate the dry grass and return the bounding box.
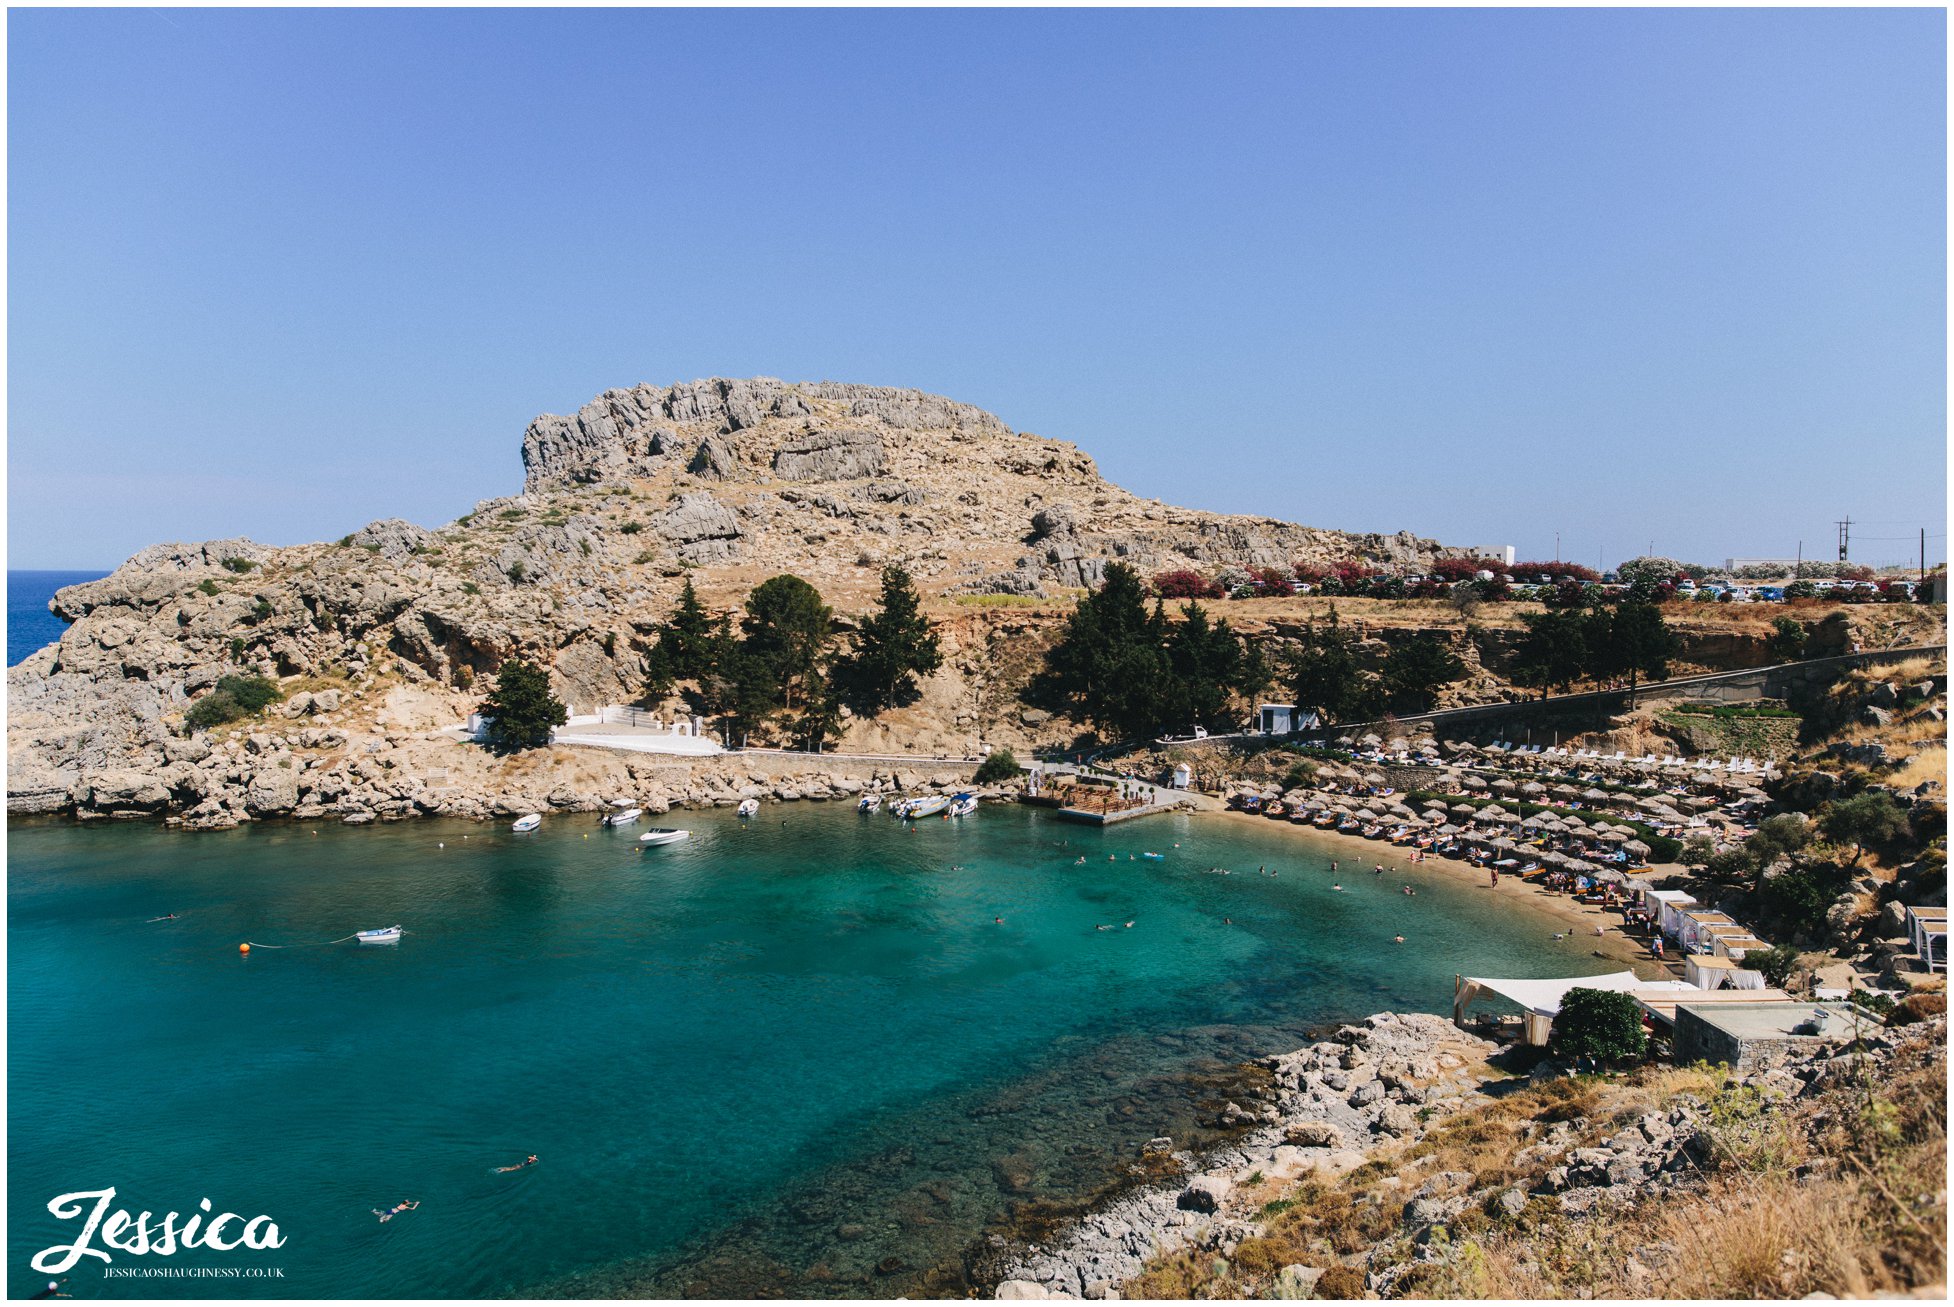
[1121,1042,1945,1302]
[1891,746,1948,791]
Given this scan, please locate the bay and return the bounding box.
[7,804,1610,1298]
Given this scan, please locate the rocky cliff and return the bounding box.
[10,376,1455,822]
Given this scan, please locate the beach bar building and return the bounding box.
[1453,971,1696,1046]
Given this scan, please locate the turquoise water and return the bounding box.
[8,570,102,666]
[8,806,1611,1298]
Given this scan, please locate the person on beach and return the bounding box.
[1651,936,1664,959]
[374,1200,419,1223]
[494,1155,538,1173]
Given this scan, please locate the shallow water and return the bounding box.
[7,805,1612,1298]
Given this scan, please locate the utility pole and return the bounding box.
[1555,531,1560,564]
[1837,517,1852,562]
[1795,541,1802,578]
[1922,528,1928,585]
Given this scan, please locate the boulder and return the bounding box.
[1177,1174,1233,1214]
[773,428,884,481]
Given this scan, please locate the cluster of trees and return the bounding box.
[478,567,943,752]
[1287,616,1466,723]
[1034,567,1478,739]
[643,566,942,749]
[1509,601,1679,699]
[1688,791,1916,940]
[1029,564,1271,741]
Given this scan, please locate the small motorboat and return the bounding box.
[904,795,951,819]
[356,926,401,945]
[605,807,642,827]
[947,793,978,817]
[858,793,882,813]
[736,798,760,818]
[512,814,542,833]
[639,829,690,847]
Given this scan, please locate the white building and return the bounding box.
[1256,704,1320,735]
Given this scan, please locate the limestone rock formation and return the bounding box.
[9,373,1462,819]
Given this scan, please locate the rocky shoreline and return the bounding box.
[988,1012,1497,1299]
[987,1009,1947,1301]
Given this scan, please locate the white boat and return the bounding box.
[947,793,978,817]
[511,814,542,833]
[356,926,401,945]
[857,793,882,813]
[605,807,642,827]
[903,795,951,819]
[638,829,690,846]
[736,798,760,818]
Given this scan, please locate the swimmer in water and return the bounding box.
[148,914,177,922]
[1330,861,1338,872]
[1403,885,1415,896]
[1332,883,1344,892]
[1393,934,1405,944]
[1224,917,1232,925]
[374,1199,420,1223]
[1124,920,1134,929]
[492,1155,538,1173]
[1374,864,1385,875]
[1096,924,1113,931]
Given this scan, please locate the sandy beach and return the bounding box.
[1193,809,1676,977]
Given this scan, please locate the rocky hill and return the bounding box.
[8,377,1456,819]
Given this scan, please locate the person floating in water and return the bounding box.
[1330,861,1338,872]
[147,913,177,922]
[374,1200,420,1223]
[1373,864,1385,875]
[1402,885,1415,896]
[1393,934,1406,944]
[1331,883,1344,892]
[994,916,1004,925]
[1124,920,1135,929]
[1096,924,1113,931]
[493,1155,538,1173]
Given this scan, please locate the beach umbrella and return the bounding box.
[1450,803,1477,816]
[1438,823,1461,835]
[1598,829,1629,843]
[1492,778,1518,792]
[1365,771,1387,785]
[1521,781,1546,795]
[1423,810,1447,824]
[1553,784,1581,799]
[1355,808,1379,821]
[1493,810,1523,824]
[1623,839,1652,859]
[1462,775,1488,790]
[1422,798,1450,811]
[1361,733,1382,746]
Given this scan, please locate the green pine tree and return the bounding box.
[480,658,566,751]
[838,565,943,712]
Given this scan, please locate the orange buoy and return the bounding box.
[239,943,250,954]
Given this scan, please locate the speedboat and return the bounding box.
[736,798,760,819]
[511,814,542,833]
[605,807,642,827]
[356,926,401,945]
[947,793,978,817]
[904,795,951,819]
[638,829,690,847]
[858,793,882,813]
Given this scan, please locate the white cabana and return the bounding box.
[1684,954,1767,991]
[1641,888,1699,936]
[1454,971,1668,1046]
[1905,906,1947,973]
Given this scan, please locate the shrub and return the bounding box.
[184,675,282,731]
[1848,989,1896,1018]
[497,508,526,521]
[1741,943,1800,988]
[197,578,220,596]
[1548,987,1647,1065]
[250,599,273,623]
[620,520,644,534]
[461,582,481,596]
[221,557,256,574]
[506,560,527,585]
[1153,569,1221,599]
[973,748,1021,785]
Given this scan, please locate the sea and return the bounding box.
[9,569,106,666]
[6,803,1616,1298]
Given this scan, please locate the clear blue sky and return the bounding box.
[8,7,1945,571]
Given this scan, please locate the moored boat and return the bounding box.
[638,829,690,847]
[903,795,951,819]
[512,814,542,833]
[356,926,401,945]
[947,793,978,817]
[736,798,760,818]
[605,807,642,827]
[857,793,882,813]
